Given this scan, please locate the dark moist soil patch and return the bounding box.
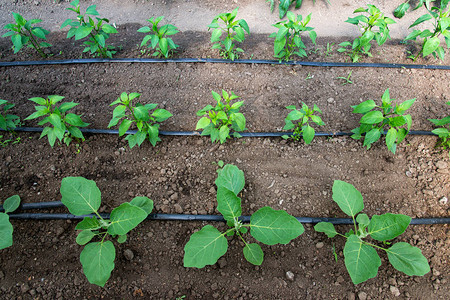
[1,2,450,299]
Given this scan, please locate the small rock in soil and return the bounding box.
[174,204,183,214]
[347,292,356,300]
[390,285,400,297]
[124,249,134,261]
[21,283,30,293]
[285,271,295,281]
[315,242,324,249]
[435,161,447,169]
[358,291,367,300]
[439,197,448,205]
[218,257,227,269]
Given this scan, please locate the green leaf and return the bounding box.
[117,235,127,243]
[75,217,101,230]
[423,37,440,57]
[387,243,430,276]
[102,24,117,34]
[134,106,149,121]
[409,14,432,28]
[183,225,227,268]
[303,125,315,144]
[196,117,211,130]
[215,164,245,195]
[159,37,168,55]
[368,213,411,241]
[394,3,410,18]
[363,128,382,148]
[219,125,230,143]
[80,241,115,287]
[386,128,397,153]
[332,180,364,218]
[344,235,381,284]
[243,243,263,265]
[75,25,93,40]
[314,222,338,238]
[0,213,13,250]
[211,28,222,42]
[233,113,246,131]
[3,195,21,213]
[11,34,23,53]
[85,5,99,16]
[119,119,132,136]
[250,207,304,245]
[60,177,101,215]
[76,230,95,245]
[65,113,88,127]
[107,203,148,236]
[352,100,376,114]
[360,111,384,124]
[129,196,153,214]
[152,109,172,122]
[356,213,370,226]
[216,187,242,222]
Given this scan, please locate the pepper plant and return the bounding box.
[196,90,246,144]
[282,103,324,144]
[60,177,153,287]
[184,164,304,268]
[337,5,396,62]
[0,195,21,250]
[208,8,250,61]
[269,12,317,61]
[2,13,51,58]
[315,180,430,284]
[108,92,172,148]
[137,16,179,58]
[351,89,415,154]
[0,100,20,131]
[25,95,89,147]
[403,0,450,61]
[267,0,330,19]
[428,101,450,156]
[61,0,117,58]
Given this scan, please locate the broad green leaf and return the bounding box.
[3,195,21,213]
[386,128,397,153]
[75,217,101,230]
[129,196,153,214]
[117,235,127,243]
[432,128,449,137]
[423,37,440,57]
[243,243,263,265]
[332,180,364,218]
[196,117,210,130]
[409,14,432,28]
[356,213,370,226]
[219,126,230,143]
[60,177,101,215]
[159,37,168,55]
[215,164,245,195]
[216,187,242,221]
[397,98,415,114]
[211,28,222,42]
[183,225,227,268]
[65,113,88,127]
[85,5,99,16]
[80,241,115,287]
[394,3,410,18]
[134,106,149,121]
[314,222,338,238]
[76,230,95,245]
[0,213,13,250]
[363,128,381,148]
[107,203,148,236]
[250,207,304,245]
[368,213,411,241]
[118,119,132,136]
[344,235,381,284]
[102,24,117,34]
[387,243,430,276]
[75,25,93,40]
[152,109,172,122]
[303,125,315,144]
[233,113,246,131]
[352,100,376,114]
[361,111,384,124]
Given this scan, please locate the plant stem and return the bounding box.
[24,28,47,58]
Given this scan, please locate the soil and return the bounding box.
[0,0,449,299]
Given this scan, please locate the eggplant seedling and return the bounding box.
[0,195,21,250]
[60,177,153,287]
[351,89,415,154]
[184,164,304,268]
[196,90,246,144]
[315,180,430,284]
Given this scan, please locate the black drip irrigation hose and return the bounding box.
[2,201,450,224]
[3,126,437,137]
[1,57,450,70]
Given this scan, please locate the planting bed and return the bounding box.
[1,0,449,299]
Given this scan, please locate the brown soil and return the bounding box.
[0,1,449,299]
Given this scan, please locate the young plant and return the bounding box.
[336,70,353,85]
[60,177,153,287]
[351,89,415,154]
[0,100,20,131]
[314,180,430,284]
[108,92,172,148]
[269,12,317,61]
[184,164,304,268]
[208,8,250,61]
[428,101,450,156]
[25,95,89,147]
[196,90,246,144]
[404,1,450,61]
[282,103,324,144]
[137,16,179,58]
[2,13,51,58]
[337,5,396,62]
[61,0,118,58]
[0,195,21,250]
